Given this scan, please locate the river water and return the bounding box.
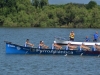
[0,28,100,75]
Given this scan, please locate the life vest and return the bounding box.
[92,46,96,51]
[25,43,29,47]
[39,46,42,49]
[65,45,69,50]
[70,33,75,38]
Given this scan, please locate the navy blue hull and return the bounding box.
[5,42,100,56]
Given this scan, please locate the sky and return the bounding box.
[48,0,100,5]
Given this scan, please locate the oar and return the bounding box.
[64,54,67,56]
[98,54,100,57]
[54,37,68,40]
[4,41,12,44]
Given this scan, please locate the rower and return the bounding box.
[93,43,100,51]
[39,41,48,49]
[80,43,90,51]
[66,43,77,50]
[52,41,62,50]
[25,39,34,47]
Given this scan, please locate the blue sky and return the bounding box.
[48,0,100,5]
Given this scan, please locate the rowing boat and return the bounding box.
[54,38,100,45]
[5,41,100,56]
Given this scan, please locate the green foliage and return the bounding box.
[40,0,48,8]
[32,0,39,8]
[32,0,48,8]
[0,0,100,28]
[86,0,97,9]
[0,15,5,26]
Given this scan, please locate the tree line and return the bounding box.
[0,0,100,28]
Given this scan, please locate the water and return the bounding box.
[0,28,100,75]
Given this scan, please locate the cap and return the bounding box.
[54,41,56,43]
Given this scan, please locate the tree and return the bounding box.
[32,0,39,8]
[1,0,100,28]
[87,0,97,9]
[90,7,100,28]
[0,15,5,26]
[40,0,48,8]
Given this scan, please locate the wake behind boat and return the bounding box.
[54,37,100,46]
[5,41,100,56]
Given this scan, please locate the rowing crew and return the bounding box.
[25,39,48,48]
[64,43,90,51]
[24,39,100,51]
[69,31,100,42]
